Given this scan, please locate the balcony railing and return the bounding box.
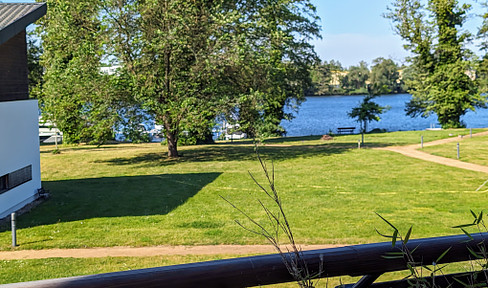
[2,232,488,288]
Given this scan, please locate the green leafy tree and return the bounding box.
[386,0,486,128]
[36,0,119,144]
[348,87,389,144]
[370,57,401,94]
[107,0,240,157]
[228,0,321,138]
[26,32,43,95]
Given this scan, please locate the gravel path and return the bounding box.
[1,130,487,260]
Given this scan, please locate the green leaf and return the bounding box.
[476,211,483,224]
[375,228,393,239]
[461,228,474,240]
[433,264,448,273]
[385,251,405,256]
[452,223,476,228]
[410,245,420,255]
[375,212,399,232]
[436,247,451,264]
[381,255,405,259]
[471,209,478,219]
[422,265,432,272]
[453,277,469,286]
[467,247,483,259]
[392,229,398,247]
[404,226,413,245]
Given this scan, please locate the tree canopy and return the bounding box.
[386,0,486,128]
[35,0,320,157]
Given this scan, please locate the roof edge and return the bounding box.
[0,3,47,46]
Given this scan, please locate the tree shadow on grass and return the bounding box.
[96,141,391,168]
[0,173,221,231]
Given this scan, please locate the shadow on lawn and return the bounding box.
[0,173,221,230]
[96,141,388,167]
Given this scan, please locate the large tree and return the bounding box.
[38,0,320,155]
[110,0,237,157]
[36,0,121,144]
[386,0,486,128]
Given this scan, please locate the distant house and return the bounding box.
[0,3,47,218]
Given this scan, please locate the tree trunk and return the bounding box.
[163,114,178,158]
[166,130,178,158]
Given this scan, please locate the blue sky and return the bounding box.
[3,0,484,68]
[310,0,484,68]
[310,0,409,67]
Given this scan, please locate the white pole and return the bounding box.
[11,212,16,247]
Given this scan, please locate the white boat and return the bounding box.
[222,123,247,140]
[39,116,62,143]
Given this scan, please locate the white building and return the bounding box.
[0,3,47,218]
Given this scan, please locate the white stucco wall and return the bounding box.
[0,99,41,218]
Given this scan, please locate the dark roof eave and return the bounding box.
[0,3,47,46]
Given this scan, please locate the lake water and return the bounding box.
[281,94,488,137]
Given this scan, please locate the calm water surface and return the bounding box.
[281,94,488,137]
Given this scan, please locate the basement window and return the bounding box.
[0,165,32,195]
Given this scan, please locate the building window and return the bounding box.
[0,165,32,195]
[0,175,7,193]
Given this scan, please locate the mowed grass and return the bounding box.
[1,129,488,285]
[0,129,487,251]
[422,134,488,166]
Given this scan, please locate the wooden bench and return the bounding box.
[337,127,355,134]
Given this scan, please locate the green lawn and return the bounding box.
[1,129,488,284]
[422,134,488,166]
[0,129,486,250]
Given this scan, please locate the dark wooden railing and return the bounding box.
[2,233,487,288]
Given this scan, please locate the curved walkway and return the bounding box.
[2,131,488,261]
[377,130,488,174]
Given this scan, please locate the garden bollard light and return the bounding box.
[457,143,460,159]
[358,140,361,149]
[11,212,16,247]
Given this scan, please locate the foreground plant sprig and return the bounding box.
[221,149,322,288]
[376,213,452,288]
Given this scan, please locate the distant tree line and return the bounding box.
[307,58,407,96]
